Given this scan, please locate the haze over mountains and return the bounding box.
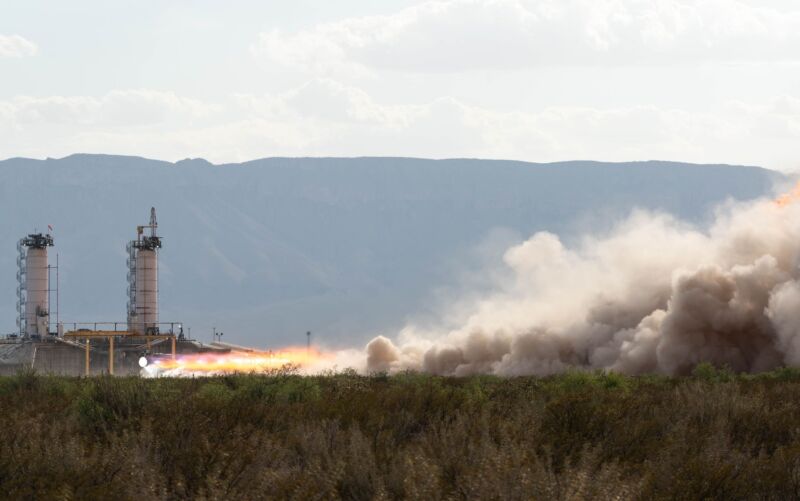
[0,155,780,349]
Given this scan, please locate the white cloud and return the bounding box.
[1,82,799,170]
[237,79,416,127]
[225,80,795,169]
[0,34,37,58]
[253,0,800,74]
[5,89,218,128]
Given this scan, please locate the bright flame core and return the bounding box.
[146,347,329,376]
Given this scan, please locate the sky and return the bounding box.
[1,0,800,170]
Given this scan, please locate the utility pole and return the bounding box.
[56,253,59,332]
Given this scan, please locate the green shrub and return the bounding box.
[692,362,735,382]
[2,367,800,498]
[197,380,234,404]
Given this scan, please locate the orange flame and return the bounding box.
[149,347,329,374]
[775,181,800,207]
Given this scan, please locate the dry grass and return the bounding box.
[1,365,800,500]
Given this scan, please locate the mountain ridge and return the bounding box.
[1,153,770,173]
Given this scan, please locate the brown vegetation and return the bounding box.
[1,365,800,500]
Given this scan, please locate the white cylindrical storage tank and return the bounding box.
[135,248,158,333]
[127,208,161,335]
[24,246,50,336]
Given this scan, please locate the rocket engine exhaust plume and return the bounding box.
[141,347,332,377]
[364,181,800,376]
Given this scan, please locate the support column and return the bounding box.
[85,339,90,376]
[109,336,114,375]
[171,336,176,360]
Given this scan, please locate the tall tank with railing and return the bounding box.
[17,233,54,337]
[127,208,161,335]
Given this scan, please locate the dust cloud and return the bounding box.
[364,186,800,376]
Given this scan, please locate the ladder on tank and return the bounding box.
[16,239,26,336]
[126,241,137,326]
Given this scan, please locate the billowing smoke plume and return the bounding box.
[365,187,800,376]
